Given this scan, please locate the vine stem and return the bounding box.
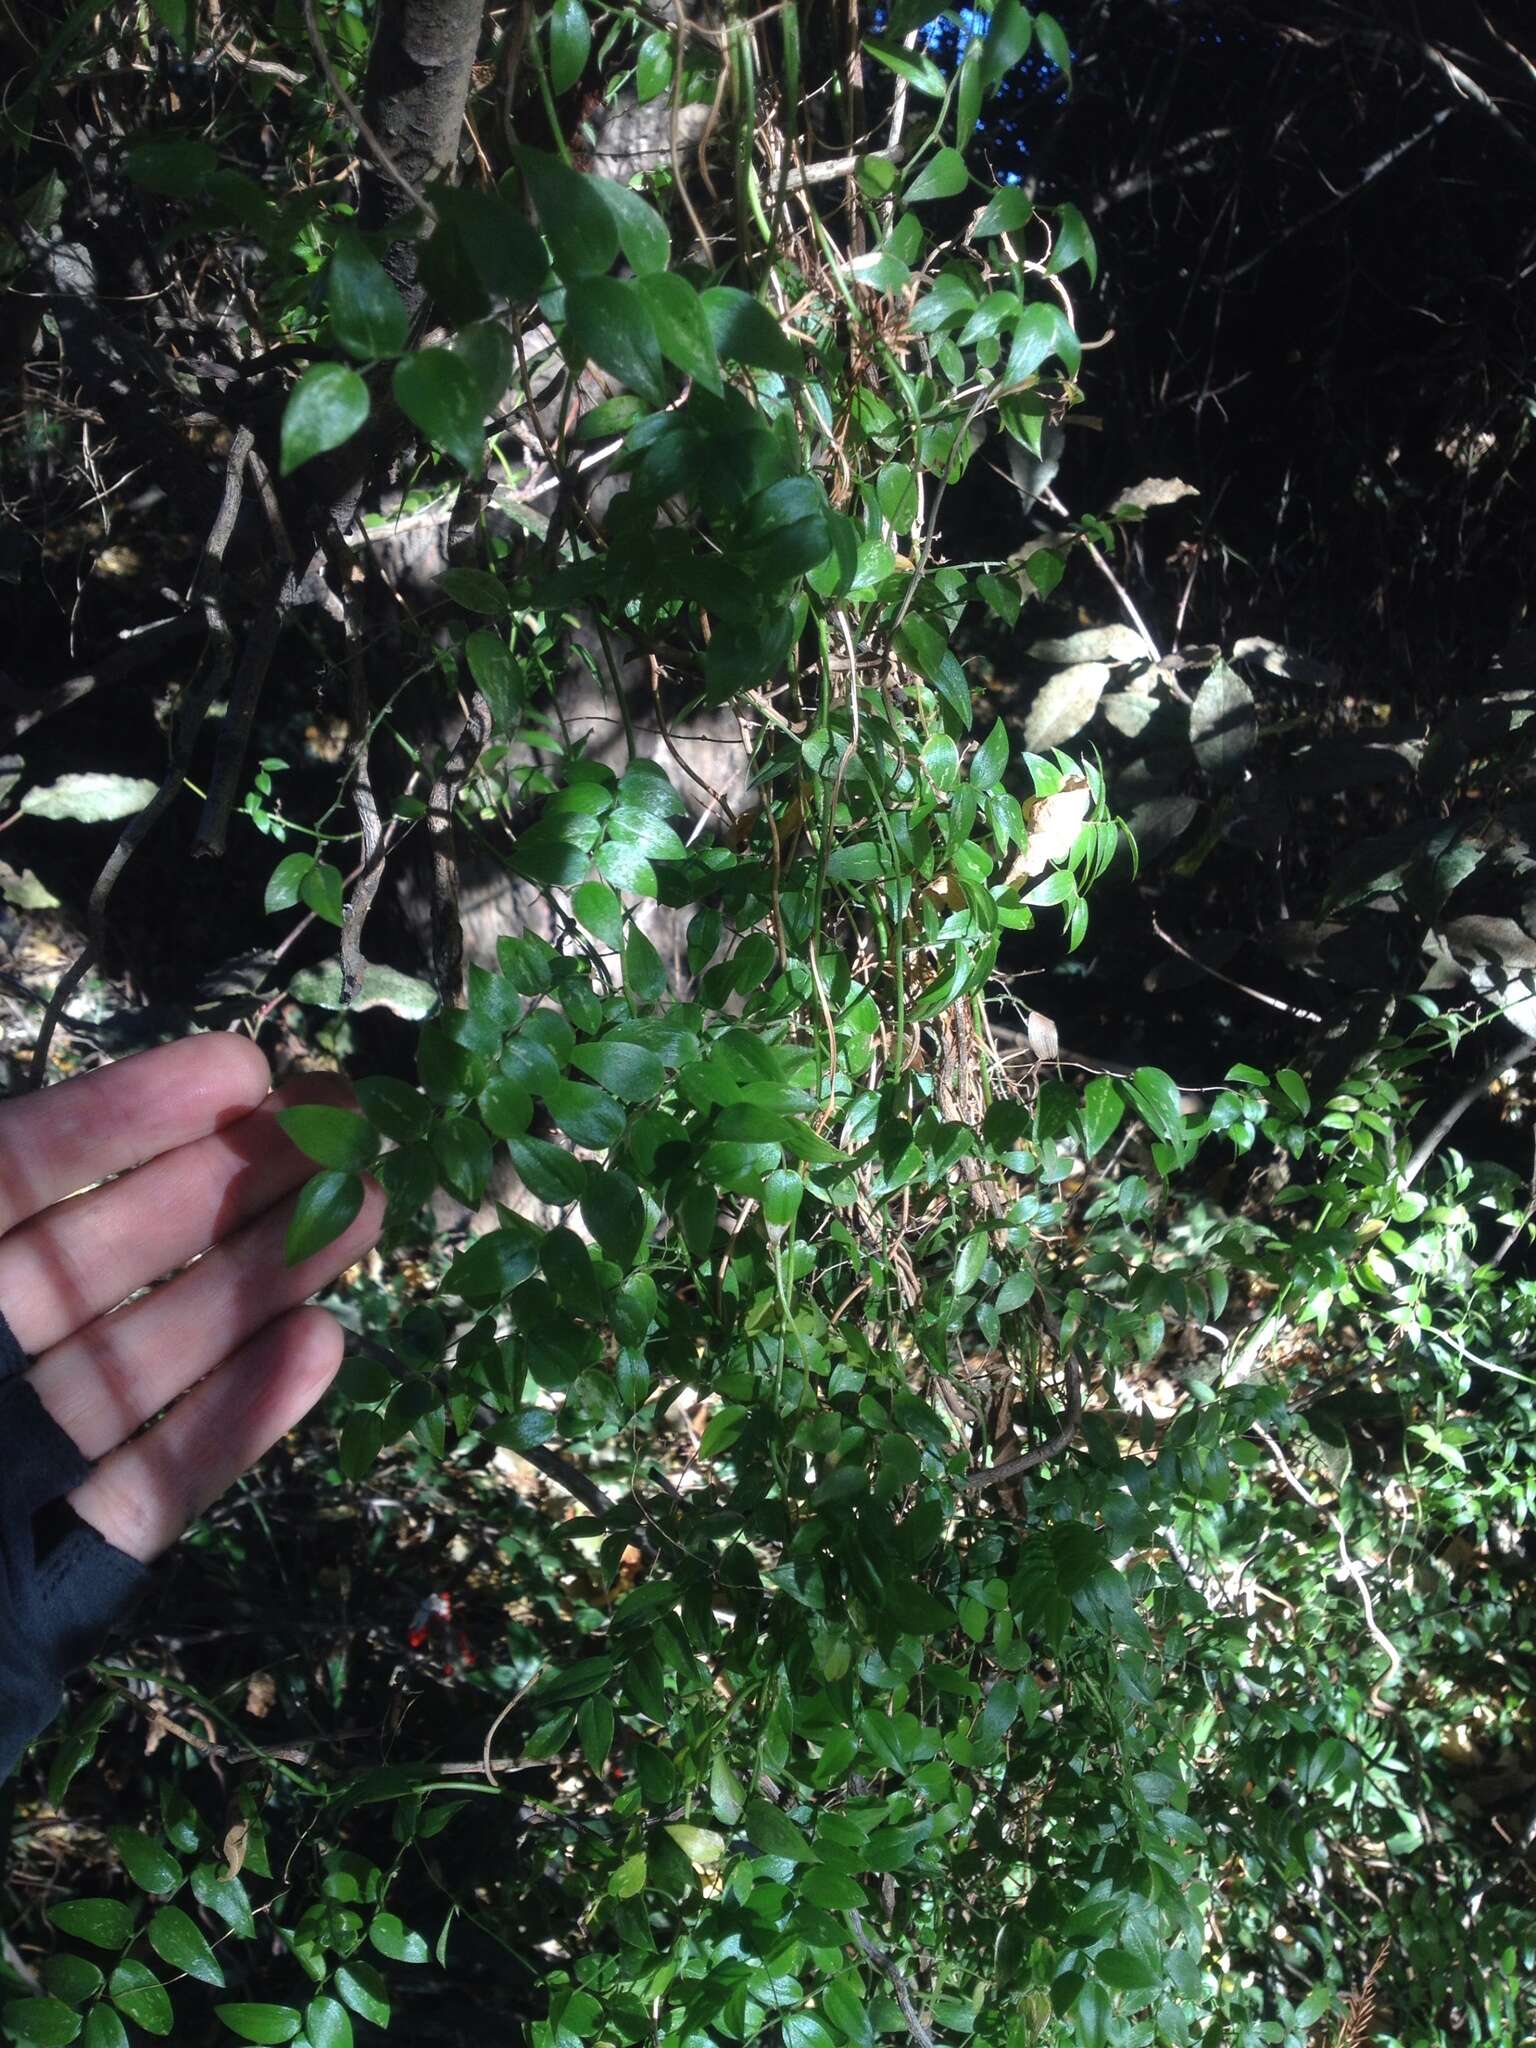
[1251,1423,1403,1712]
[808,613,861,1126]
[848,1910,940,2048]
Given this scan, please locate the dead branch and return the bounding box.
[1402,1037,1536,1189]
[960,1349,1082,1492]
[848,1910,939,2048]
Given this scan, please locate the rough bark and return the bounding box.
[360,0,486,311]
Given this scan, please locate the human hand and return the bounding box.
[0,1036,385,1563]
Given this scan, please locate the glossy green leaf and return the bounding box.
[974,186,1034,239]
[1048,201,1098,285]
[565,276,666,407]
[280,365,369,477]
[1125,1067,1186,1145]
[636,271,721,393]
[107,1962,172,2038]
[506,1135,588,1206]
[590,177,670,275]
[443,1226,540,1304]
[109,1831,181,1898]
[863,38,946,97]
[81,2010,129,2048]
[327,230,408,360]
[477,1075,534,1140]
[355,1076,432,1144]
[922,732,960,791]
[465,629,522,733]
[905,147,968,203]
[147,1905,224,1987]
[548,0,591,94]
[430,1114,493,1207]
[303,1998,353,2048]
[264,852,314,914]
[1034,10,1072,90]
[568,1039,665,1103]
[781,2016,836,2048]
[298,860,345,926]
[430,187,548,306]
[369,1913,429,1964]
[284,1170,365,1267]
[1094,1947,1158,1993]
[701,287,802,375]
[543,1079,626,1149]
[580,1168,646,1265]
[877,461,918,531]
[636,30,671,102]
[40,1958,102,2008]
[277,1106,378,1173]
[339,1409,384,1483]
[1080,1075,1124,1157]
[47,1901,135,1952]
[393,348,486,472]
[519,148,619,279]
[743,1797,820,1864]
[1,1998,81,2047]
[572,880,624,947]
[189,1864,257,1942]
[333,1962,390,2029]
[982,0,1033,89]
[214,2006,303,2046]
[493,1406,555,1454]
[596,838,659,898]
[956,38,983,146]
[1002,302,1063,385]
[971,717,1009,788]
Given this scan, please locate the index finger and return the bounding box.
[0,1036,272,1237]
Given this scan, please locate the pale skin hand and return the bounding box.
[0,1037,385,1564]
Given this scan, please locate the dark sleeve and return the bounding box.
[0,1309,149,1781]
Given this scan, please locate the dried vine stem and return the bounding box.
[848,1910,939,2048]
[426,692,493,1008]
[194,441,300,856]
[960,1348,1083,1491]
[1251,1423,1403,1711]
[1401,1036,1536,1189]
[321,523,387,1006]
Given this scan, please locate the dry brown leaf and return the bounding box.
[244,1671,276,1720]
[1109,477,1199,514]
[1007,777,1092,881]
[1027,1010,1060,1061]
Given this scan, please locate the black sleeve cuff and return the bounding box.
[0,1307,149,1780]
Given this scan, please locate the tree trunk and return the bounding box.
[360,0,486,313]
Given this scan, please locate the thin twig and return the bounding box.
[1151,912,1324,1024]
[193,569,293,857]
[328,526,387,1006]
[1040,484,1163,669]
[1251,1423,1402,1710]
[960,1349,1081,1491]
[669,2,716,266]
[1213,109,1451,287]
[848,1910,939,2048]
[1419,40,1536,163]
[1401,1038,1536,1189]
[1490,1127,1536,1268]
[784,146,907,190]
[194,440,299,857]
